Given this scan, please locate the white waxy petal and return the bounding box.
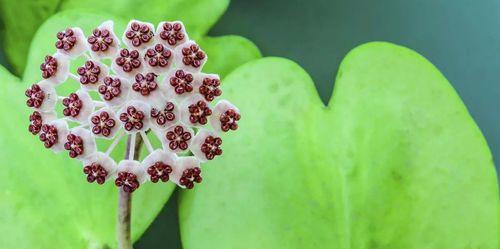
[56,27,88,58]
[116,160,147,184]
[155,124,194,153]
[66,127,97,160]
[82,152,117,184]
[122,20,155,51]
[173,40,207,73]
[62,89,95,123]
[88,107,120,139]
[143,44,174,75]
[155,21,189,49]
[88,20,120,59]
[40,119,69,153]
[190,129,223,162]
[118,100,151,134]
[98,76,131,107]
[161,69,195,101]
[141,149,178,183]
[149,100,180,131]
[179,94,212,127]
[77,60,109,91]
[210,99,241,133]
[41,53,69,85]
[170,156,201,189]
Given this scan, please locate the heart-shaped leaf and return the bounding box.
[0,0,229,74]
[179,42,499,249]
[0,10,259,249]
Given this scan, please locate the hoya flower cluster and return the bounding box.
[26,20,241,192]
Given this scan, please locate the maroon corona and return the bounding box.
[132,73,158,96]
[62,93,83,118]
[87,28,114,52]
[151,102,176,125]
[83,163,108,184]
[55,28,77,51]
[179,167,202,189]
[25,84,45,108]
[119,106,145,131]
[166,126,192,151]
[199,77,222,101]
[125,22,153,47]
[169,70,193,94]
[40,55,58,79]
[28,111,43,135]
[99,77,122,101]
[115,172,140,193]
[159,22,186,46]
[39,124,58,148]
[220,109,240,132]
[77,60,102,85]
[144,44,172,68]
[200,135,222,160]
[90,111,116,137]
[181,43,205,68]
[64,133,85,158]
[188,100,212,125]
[115,48,141,72]
[146,162,172,183]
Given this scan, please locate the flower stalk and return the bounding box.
[117,134,143,249]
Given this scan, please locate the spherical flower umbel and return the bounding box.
[24,19,241,191]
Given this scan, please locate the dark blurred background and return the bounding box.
[1,0,498,248]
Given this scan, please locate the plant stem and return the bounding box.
[117,134,143,249]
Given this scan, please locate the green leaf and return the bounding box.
[0,9,259,248]
[179,42,499,249]
[0,65,175,249]
[199,35,262,78]
[0,0,229,74]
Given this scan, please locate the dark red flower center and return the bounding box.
[62,93,83,118]
[25,84,45,108]
[115,49,141,73]
[159,22,185,46]
[199,77,222,101]
[125,22,153,47]
[169,70,193,94]
[55,28,77,51]
[87,28,114,52]
[151,102,176,125]
[201,135,223,160]
[181,44,205,68]
[64,133,85,158]
[91,111,116,137]
[147,162,173,183]
[132,73,158,96]
[188,100,212,125]
[145,44,172,68]
[83,162,108,184]
[98,76,122,101]
[119,106,145,131]
[77,60,101,85]
[115,172,140,193]
[166,126,191,151]
[40,55,58,79]
[220,109,241,132]
[29,111,43,135]
[39,124,58,148]
[179,167,202,189]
